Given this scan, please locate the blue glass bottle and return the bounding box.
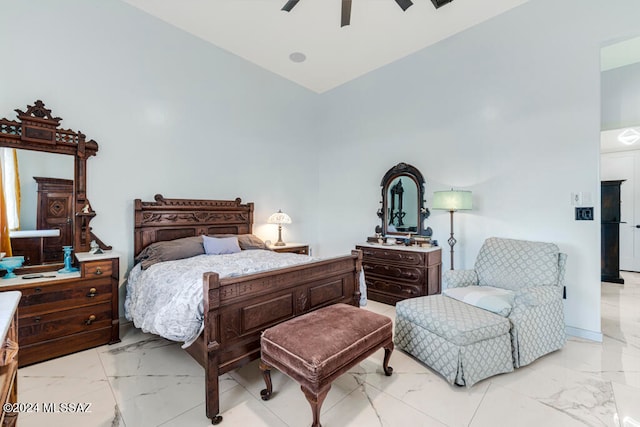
[58,246,79,273]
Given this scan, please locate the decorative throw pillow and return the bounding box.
[209,234,268,250]
[238,234,268,250]
[443,285,515,317]
[203,235,242,255]
[135,236,204,270]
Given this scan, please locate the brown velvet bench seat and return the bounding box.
[259,303,394,427]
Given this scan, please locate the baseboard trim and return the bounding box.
[565,325,602,342]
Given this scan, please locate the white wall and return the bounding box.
[3,0,640,339]
[0,0,322,314]
[314,0,640,340]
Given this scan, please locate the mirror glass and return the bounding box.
[10,150,74,265]
[386,176,418,233]
[379,162,429,236]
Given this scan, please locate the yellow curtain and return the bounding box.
[0,159,12,256]
[11,149,20,230]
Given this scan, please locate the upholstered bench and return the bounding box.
[260,303,394,427]
[394,294,513,386]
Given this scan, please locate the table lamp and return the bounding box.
[267,210,292,246]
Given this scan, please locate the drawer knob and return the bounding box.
[87,288,97,298]
[85,315,96,325]
[34,287,42,293]
[94,267,103,276]
[34,316,41,323]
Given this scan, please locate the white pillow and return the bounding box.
[443,285,515,317]
[202,235,241,255]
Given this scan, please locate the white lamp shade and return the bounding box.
[432,190,473,211]
[267,210,292,225]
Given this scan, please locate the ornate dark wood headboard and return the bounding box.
[133,194,254,257]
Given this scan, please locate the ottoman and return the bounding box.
[394,295,513,386]
[260,303,393,427]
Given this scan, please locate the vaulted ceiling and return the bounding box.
[122,0,528,93]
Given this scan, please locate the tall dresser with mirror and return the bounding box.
[0,100,119,367]
[360,162,442,305]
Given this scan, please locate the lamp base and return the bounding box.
[274,225,286,246]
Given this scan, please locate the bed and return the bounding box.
[130,195,363,424]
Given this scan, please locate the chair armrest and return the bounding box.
[514,286,562,307]
[443,269,478,289]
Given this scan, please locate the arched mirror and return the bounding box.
[0,100,110,271]
[377,162,429,236]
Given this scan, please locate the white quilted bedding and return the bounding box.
[125,250,365,347]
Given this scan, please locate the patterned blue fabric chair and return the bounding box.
[443,237,567,368]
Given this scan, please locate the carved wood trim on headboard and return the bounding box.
[133,194,254,257]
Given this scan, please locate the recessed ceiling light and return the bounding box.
[289,52,306,63]
[618,128,640,145]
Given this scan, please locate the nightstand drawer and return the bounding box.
[18,301,112,345]
[18,279,113,316]
[269,244,309,255]
[82,260,113,278]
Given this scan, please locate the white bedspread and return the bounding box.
[125,250,366,347]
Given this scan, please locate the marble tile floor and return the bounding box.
[16,271,640,427]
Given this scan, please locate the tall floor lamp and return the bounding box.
[432,189,473,270]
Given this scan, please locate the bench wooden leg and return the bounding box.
[383,342,394,376]
[259,360,273,401]
[301,385,330,427]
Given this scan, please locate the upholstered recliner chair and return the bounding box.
[442,237,567,368]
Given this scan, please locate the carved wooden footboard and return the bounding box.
[134,195,362,424]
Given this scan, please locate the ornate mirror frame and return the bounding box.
[0,100,110,262]
[377,162,430,236]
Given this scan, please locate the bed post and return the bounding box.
[203,272,223,425]
[351,249,363,306]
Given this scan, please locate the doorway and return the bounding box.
[600,37,640,274]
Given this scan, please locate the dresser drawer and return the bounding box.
[20,328,113,367]
[359,246,426,266]
[18,279,113,316]
[18,302,112,345]
[82,260,113,278]
[362,262,425,284]
[364,277,423,300]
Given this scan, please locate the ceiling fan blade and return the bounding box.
[431,0,453,8]
[281,0,300,12]
[395,0,413,11]
[341,0,352,27]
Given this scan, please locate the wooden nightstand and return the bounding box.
[268,243,310,255]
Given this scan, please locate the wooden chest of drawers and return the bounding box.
[356,243,442,305]
[3,255,120,367]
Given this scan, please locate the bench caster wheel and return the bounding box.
[212,415,223,424]
[260,388,272,401]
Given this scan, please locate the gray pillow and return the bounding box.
[203,235,242,255]
[210,234,268,250]
[135,236,204,270]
